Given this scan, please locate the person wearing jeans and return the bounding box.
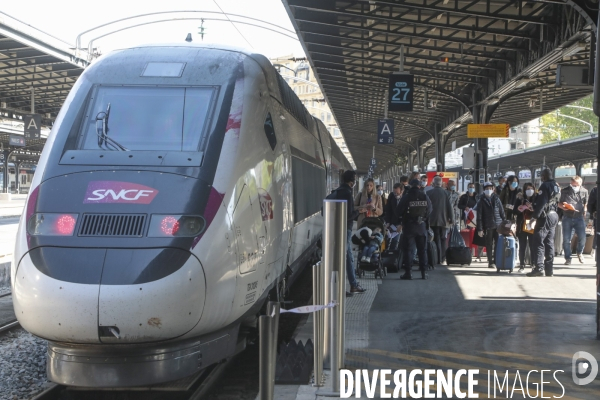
[559,176,588,264]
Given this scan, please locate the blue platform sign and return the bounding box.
[388,73,414,112]
[377,119,394,145]
[370,158,377,167]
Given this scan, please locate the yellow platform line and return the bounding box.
[478,350,561,365]
[417,349,557,371]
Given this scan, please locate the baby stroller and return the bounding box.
[352,217,387,279]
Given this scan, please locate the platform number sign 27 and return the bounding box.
[388,73,414,112]
[377,119,394,145]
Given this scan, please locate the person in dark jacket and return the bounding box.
[458,183,478,226]
[496,176,506,196]
[331,170,366,294]
[526,169,561,277]
[514,182,537,272]
[426,176,454,264]
[384,183,404,250]
[589,186,597,259]
[499,175,522,221]
[398,179,432,280]
[558,176,588,265]
[476,182,506,268]
[399,176,409,193]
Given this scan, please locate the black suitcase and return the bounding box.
[445,246,472,266]
[382,249,401,272]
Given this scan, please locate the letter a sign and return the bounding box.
[24,114,41,139]
[377,119,394,145]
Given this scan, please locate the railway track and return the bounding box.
[0,319,19,334]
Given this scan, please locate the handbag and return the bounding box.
[522,219,535,234]
[496,219,515,236]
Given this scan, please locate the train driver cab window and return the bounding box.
[263,112,277,151]
[80,86,215,152]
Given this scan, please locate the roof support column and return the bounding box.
[575,162,584,177]
[435,123,444,172]
[529,166,536,185]
[416,140,426,172]
[1,150,8,193]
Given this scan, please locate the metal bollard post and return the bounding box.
[258,316,273,400]
[322,199,347,393]
[312,263,323,386]
[259,302,279,400]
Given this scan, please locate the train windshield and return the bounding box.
[80,86,215,151]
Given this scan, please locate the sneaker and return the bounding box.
[365,257,371,263]
[360,256,366,262]
[526,270,544,277]
[350,285,366,294]
[577,253,584,264]
[400,273,412,280]
[564,259,571,265]
[518,266,525,273]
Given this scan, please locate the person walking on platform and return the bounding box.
[377,185,387,209]
[496,176,506,196]
[384,183,404,250]
[459,182,482,261]
[526,169,561,277]
[589,186,597,259]
[514,183,537,272]
[399,176,410,193]
[499,175,521,221]
[398,179,432,280]
[558,176,588,265]
[355,178,383,227]
[332,170,366,294]
[427,176,455,264]
[447,179,461,228]
[476,182,505,269]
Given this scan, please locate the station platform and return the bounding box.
[277,256,600,399]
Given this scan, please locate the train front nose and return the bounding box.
[13,247,206,343]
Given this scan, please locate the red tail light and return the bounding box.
[27,213,78,236]
[160,216,180,235]
[148,215,205,237]
[56,215,77,235]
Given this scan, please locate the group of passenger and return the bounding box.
[331,168,595,294]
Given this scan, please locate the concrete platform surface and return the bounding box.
[0,294,14,326]
[277,256,600,399]
[0,194,26,219]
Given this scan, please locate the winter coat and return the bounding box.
[447,190,461,225]
[355,191,383,227]
[499,186,522,221]
[458,193,478,222]
[559,184,589,219]
[426,187,455,227]
[475,193,505,231]
[384,193,403,226]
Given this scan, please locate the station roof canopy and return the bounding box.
[283,0,599,173]
[0,12,87,154]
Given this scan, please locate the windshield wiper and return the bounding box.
[95,103,128,151]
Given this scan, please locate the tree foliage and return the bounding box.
[539,94,598,144]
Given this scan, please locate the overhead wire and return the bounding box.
[212,0,254,49]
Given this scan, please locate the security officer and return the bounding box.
[527,169,561,277]
[398,179,433,280]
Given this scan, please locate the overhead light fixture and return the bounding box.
[514,78,531,88]
[562,41,586,57]
[487,97,501,105]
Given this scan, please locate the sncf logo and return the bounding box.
[84,181,159,204]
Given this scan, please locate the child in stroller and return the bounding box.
[352,217,387,278]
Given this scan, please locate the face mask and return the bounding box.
[526,189,534,197]
[421,180,427,186]
[450,185,456,191]
[500,183,505,188]
[484,189,493,197]
[395,194,401,200]
[510,182,518,189]
[377,190,383,196]
[468,188,475,194]
[571,184,580,193]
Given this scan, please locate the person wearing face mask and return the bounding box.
[514,183,537,272]
[526,169,561,277]
[558,176,589,265]
[496,177,506,196]
[384,183,404,250]
[376,185,387,209]
[427,176,455,264]
[475,182,505,269]
[446,179,461,227]
[499,175,522,221]
[459,183,482,261]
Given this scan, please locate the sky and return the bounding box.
[0,0,305,58]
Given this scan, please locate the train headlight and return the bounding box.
[148,215,205,237]
[27,213,79,236]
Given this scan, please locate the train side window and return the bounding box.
[263,112,277,151]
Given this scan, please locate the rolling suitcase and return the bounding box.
[446,247,472,266]
[381,249,401,272]
[554,221,563,256]
[495,234,518,273]
[427,241,437,269]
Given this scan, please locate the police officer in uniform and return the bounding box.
[527,169,561,277]
[398,179,433,280]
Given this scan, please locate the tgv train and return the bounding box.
[12,44,351,387]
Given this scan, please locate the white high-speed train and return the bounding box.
[12,44,352,387]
